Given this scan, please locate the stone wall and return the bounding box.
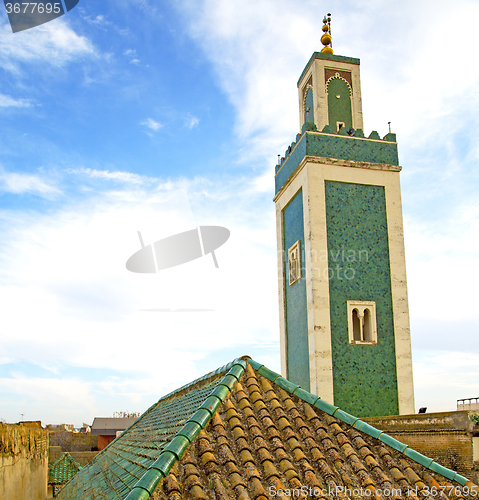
[364,411,479,483]
[0,423,48,500]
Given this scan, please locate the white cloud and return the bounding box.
[0,169,59,196]
[140,117,162,131]
[0,93,33,108]
[0,375,96,423]
[0,176,278,422]
[0,19,97,74]
[67,167,155,185]
[85,14,110,27]
[413,351,479,412]
[123,48,140,65]
[185,114,200,129]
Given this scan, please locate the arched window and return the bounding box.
[352,309,361,341]
[363,308,371,341]
[347,301,377,344]
[304,87,314,124]
[326,76,352,131]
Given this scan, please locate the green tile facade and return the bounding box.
[275,131,399,195]
[304,87,314,123]
[282,189,310,391]
[327,78,352,131]
[324,180,399,417]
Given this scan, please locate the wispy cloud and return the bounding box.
[84,14,111,28]
[185,113,200,129]
[0,20,97,74]
[0,169,59,197]
[123,48,140,65]
[0,93,33,108]
[140,117,162,131]
[67,167,156,185]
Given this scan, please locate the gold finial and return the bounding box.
[321,13,333,54]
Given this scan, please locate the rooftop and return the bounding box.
[48,452,82,485]
[56,357,479,500]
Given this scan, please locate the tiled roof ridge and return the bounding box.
[90,356,249,468]
[247,358,479,493]
[48,451,83,484]
[124,358,248,500]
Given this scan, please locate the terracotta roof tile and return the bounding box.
[56,358,479,500]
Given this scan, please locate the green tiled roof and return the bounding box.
[57,358,245,499]
[56,357,479,500]
[48,452,82,485]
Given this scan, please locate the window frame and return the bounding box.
[347,300,377,344]
[288,240,301,286]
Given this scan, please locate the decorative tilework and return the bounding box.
[325,181,399,417]
[282,190,310,391]
[275,131,399,194]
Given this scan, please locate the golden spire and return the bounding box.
[321,13,333,54]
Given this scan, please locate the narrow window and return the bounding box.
[288,241,301,285]
[363,308,371,341]
[352,309,361,341]
[347,301,377,344]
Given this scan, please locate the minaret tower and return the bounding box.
[274,16,415,417]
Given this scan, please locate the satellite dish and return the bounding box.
[347,127,355,136]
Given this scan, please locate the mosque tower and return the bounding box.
[274,15,415,417]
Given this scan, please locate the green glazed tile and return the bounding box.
[188,408,212,428]
[133,468,164,495]
[162,435,190,460]
[274,377,300,394]
[151,451,176,476]
[379,433,408,453]
[454,474,468,486]
[248,359,263,370]
[201,395,221,415]
[218,374,237,390]
[428,462,456,481]
[404,448,433,468]
[292,387,319,405]
[211,384,230,401]
[313,399,339,416]
[125,487,153,500]
[228,364,245,380]
[258,365,281,382]
[334,409,359,426]
[177,421,202,442]
[354,420,382,439]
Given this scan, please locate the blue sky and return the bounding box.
[0,0,478,426]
